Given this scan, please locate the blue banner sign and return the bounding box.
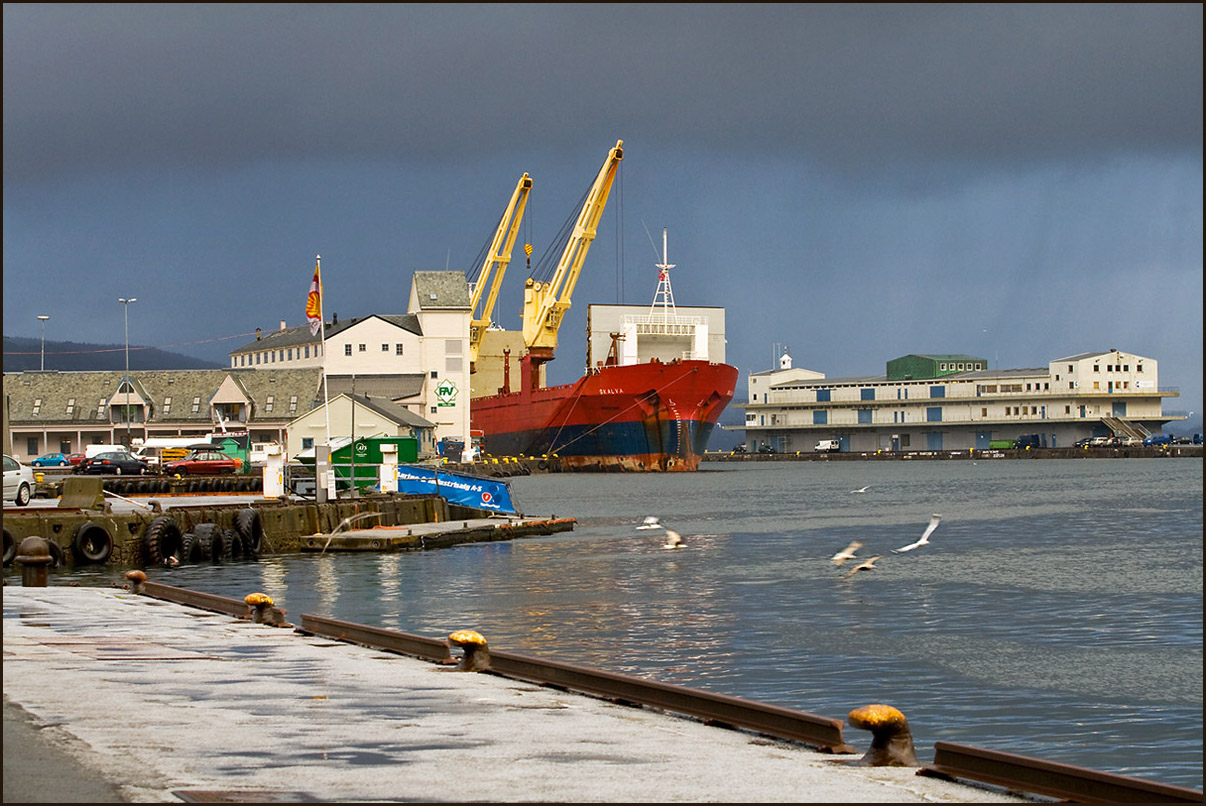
[395,465,517,515]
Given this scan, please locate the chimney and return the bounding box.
[280,320,287,331]
[256,328,262,340]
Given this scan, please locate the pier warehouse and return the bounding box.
[739,349,1182,454]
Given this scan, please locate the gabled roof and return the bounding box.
[325,374,426,401]
[3,368,323,426]
[231,314,422,355]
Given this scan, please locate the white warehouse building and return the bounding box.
[740,348,1181,453]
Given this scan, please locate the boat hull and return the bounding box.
[471,359,738,471]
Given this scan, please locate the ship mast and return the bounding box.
[650,227,676,322]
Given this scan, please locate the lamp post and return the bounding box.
[36,315,49,371]
[118,297,137,446]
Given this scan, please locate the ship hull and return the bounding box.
[471,359,738,471]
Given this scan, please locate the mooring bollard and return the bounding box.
[447,629,491,671]
[846,704,918,767]
[15,536,53,587]
[244,593,288,626]
[124,570,147,594]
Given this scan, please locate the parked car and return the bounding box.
[31,452,72,467]
[814,439,840,453]
[76,451,150,475]
[66,453,86,466]
[1089,435,1113,447]
[163,449,240,476]
[1074,437,1094,448]
[3,454,35,506]
[1142,434,1172,447]
[1014,434,1043,450]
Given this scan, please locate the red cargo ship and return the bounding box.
[470,352,738,471]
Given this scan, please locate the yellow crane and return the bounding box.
[521,139,623,365]
[468,172,532,372]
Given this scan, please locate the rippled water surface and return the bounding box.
[24,458,1203,791]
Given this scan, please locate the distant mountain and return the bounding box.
[3,336,224,372]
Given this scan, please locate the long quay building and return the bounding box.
[739,348,1181,454]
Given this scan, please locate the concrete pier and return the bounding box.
[2,587,1024,803]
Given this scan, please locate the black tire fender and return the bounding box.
[72,521,114,564]
[178,532,197,564]
[144,516,183,566]
[221,528,241,560]
[234,508,263,555]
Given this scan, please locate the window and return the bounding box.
[163,396,172,414]
[1068,365,1074,372]
[431,406,438,414]
[345,344,352,356]
[289,395,298,412]
[445,339,461,354]
[1137,364,1143,372]
[27,437,39,456]
[66,397,76,415]
[1065,406,1071,414]
[981,408,988,417]
[96,400,105,419]
[929,386,945,398]
[304,346,310,358]
[395,344,404,355]
[192,396,202,413]
[1093,365,1100,372]
[265,395,275,413]
[813,410,827,424]
[302,437,314,450]
[860,388,875,401]
[858,409,872,424]
[430,371,438,379]
[31,398,41,415]
[816,389,831,402]
[358,344,366,352]
[927,407,942,422]
[382,343,389,352]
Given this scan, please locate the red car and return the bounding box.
[162,449,240,476]
[67,453,86,466]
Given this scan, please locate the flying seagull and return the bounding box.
[662,529,684,549]
[893,514,942,553]
[831,540,863,564]
[637,516,664,530]
[842,555,882,580]
[851,486,871,493]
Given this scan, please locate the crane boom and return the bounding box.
[469,173,532,371]
[522,139,623,362]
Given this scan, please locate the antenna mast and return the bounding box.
[650,227,676,321]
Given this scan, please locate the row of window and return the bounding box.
[344,343,406,356]
[757,402,1097,427]
[28,393,299,419]
[235,344,324,367]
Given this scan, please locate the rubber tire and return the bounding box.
[46,540,65,568]
[15,482,31,507]
[234,508,263,555]
[221,528,241,560]
[3,527,15,567]
[176,532,195,564]
[72,521,114,564]
[144,516,183,566]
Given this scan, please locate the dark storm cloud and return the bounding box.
[4,4,1201,186]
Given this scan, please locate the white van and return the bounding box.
[814,439,840,453]
[84,444,128,459]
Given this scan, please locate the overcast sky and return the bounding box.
[4,4,1202,422]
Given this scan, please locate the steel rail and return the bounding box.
[141,581,251,619]
[919,741,1204,804]
[299,613,453,664]
[297,613,854,753]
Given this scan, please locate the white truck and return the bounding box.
[814,439,841,453]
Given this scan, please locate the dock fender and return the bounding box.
[72,521,114,564]
[144,516,183,566]
[234,508,263,554]
[2,527,15,566]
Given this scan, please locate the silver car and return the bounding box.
[3,454,35,506]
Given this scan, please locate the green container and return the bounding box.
[331,437,419,489]
[988,440,1015,450]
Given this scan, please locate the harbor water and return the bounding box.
[17,458,1203,792]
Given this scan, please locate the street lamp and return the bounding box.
[36,315,49,371]
[119,297,137,446]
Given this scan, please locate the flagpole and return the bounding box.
[316,255,331,452]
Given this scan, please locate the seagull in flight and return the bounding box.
[851,486,871,494]
[831,540,863,565]
[893,514,942,553]
[662,529,684,549]
[637,516,664,530]
[842,555,882,580]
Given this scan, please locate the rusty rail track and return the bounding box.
[919,741,1204,803]
[141,581,252,618]
[298,613,855,753]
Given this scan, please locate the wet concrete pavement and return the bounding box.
[3,586,1026,803]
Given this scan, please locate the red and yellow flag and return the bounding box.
[306,257,322,336]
